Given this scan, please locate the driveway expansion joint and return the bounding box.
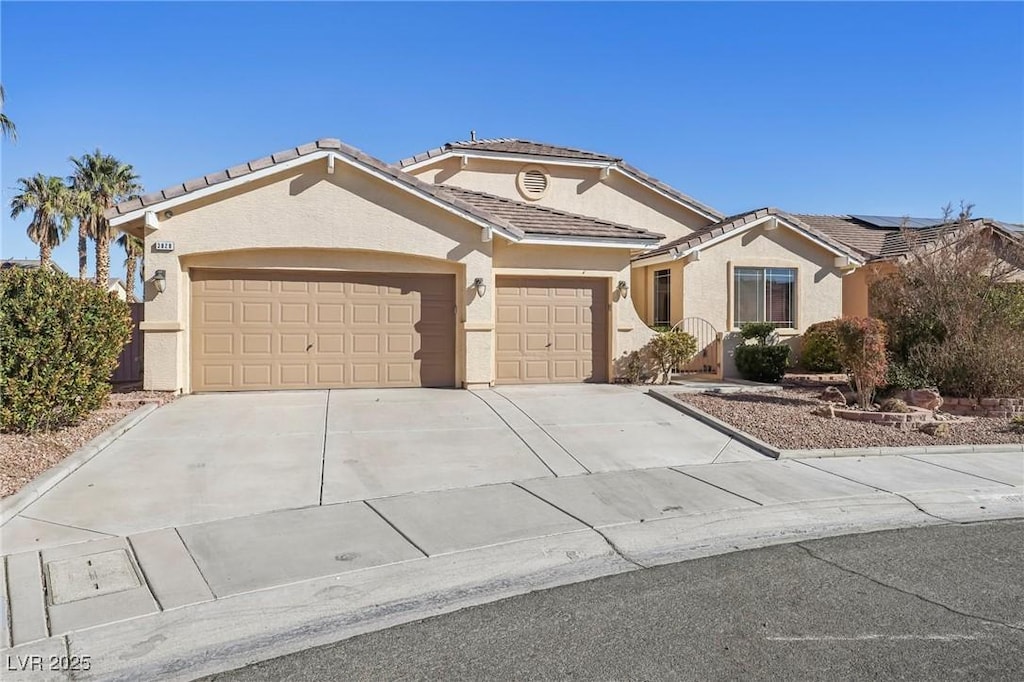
[490,389,592,474]
[510,482,647,570]
[794,540,1024,634]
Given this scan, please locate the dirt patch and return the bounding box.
[0,390,175,498]
[678,388,1024,450]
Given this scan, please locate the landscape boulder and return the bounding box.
[904,388,943,412]
[918,422,950,437]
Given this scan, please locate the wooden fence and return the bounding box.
[111,302,144,384]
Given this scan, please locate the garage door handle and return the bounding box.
[306,344,314,352]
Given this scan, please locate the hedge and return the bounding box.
[1,267,132,432]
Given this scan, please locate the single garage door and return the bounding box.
[495,276,608,384]
[191,269,456,392]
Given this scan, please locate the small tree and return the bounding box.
[648,330,698,384]
[834,317,888,409]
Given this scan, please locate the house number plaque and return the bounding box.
[153,241,175,252]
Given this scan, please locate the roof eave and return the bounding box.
[107,148,527,243]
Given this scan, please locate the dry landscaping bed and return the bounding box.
[0,388,174,498]
[678,388,1024,450]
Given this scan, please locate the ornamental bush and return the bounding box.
[834,317,888,410]
[734,322,790,383]
[800,320,843,373]
[647,330,698,384]
[1,267,132,432]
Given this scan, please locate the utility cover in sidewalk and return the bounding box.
[46,550,141,605]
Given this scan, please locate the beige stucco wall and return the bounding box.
[409,157,714,242]
[665,225,847,377]
[842,262,897,318]
[129,156,653,392]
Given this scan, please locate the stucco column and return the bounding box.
[462,250,494,389]
[140,244,186,392]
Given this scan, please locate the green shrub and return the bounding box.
[648,330,698,384]
[879,397,911,413]
[884,359,932,391]
[734,345,790,383]
[1,267,132,432]
[834,317,888,410]
[800,320,842,373]
[739,322,777,345]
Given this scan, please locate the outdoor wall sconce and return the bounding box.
[473,277,487,297]
[616,280,629,297]
[153,269,167,294]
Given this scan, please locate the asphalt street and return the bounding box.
[207,520,1024,681]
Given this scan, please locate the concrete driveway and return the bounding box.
[6,385,762,539]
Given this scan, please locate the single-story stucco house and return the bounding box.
[105,137,1021,393]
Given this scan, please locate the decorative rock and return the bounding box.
[918,422,950,437]
[812,403,835,418]
[820,386,848,405]
[905,389,943,411]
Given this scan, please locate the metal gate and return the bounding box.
[672,317,721,376]
[111,302,144,384]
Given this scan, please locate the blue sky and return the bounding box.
[2,1,1022,286]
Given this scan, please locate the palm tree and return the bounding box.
[10,174,73,267]
[69,150,141,285]
[116,232,144,303]
[0,84,16,141]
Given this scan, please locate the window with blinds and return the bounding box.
[733,267,795,328]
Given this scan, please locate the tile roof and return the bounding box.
[105,139,525,239]
[792,214,1023,261]
[438,186,663,242]
[636,207,863,262]
[397,138,620,168]
[791,214,888,259]
[106,138,658,245]
[398,138,724,220]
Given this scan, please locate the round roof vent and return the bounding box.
[516,165,550,201]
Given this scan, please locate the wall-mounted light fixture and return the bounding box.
[153,269,167,294]
[616,280,629,297]
[163,210,174,219]
[473,277,487,297]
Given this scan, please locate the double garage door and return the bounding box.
[190,270,608,392]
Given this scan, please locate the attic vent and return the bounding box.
[516,165,550,201]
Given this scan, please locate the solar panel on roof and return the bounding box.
[850,214,944,229]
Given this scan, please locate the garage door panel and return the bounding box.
[191,270,455,392]
[240,334,269,354]
[495,276,608,385]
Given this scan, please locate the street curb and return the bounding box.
[647,389,781,459]
[647,389,1024,459]
[0,402,161,526]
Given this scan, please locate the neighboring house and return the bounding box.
[794,214,1024,318]
[103,136,1022,392]
[107,278,128,301]
[1,258,68,274]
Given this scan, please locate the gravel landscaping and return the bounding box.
[0,388,174,498]
[678,388,1024,450]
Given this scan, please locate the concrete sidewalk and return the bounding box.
[1,450,1021,681]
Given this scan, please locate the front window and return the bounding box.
[734,267,796,328]
[653,269,671,327]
